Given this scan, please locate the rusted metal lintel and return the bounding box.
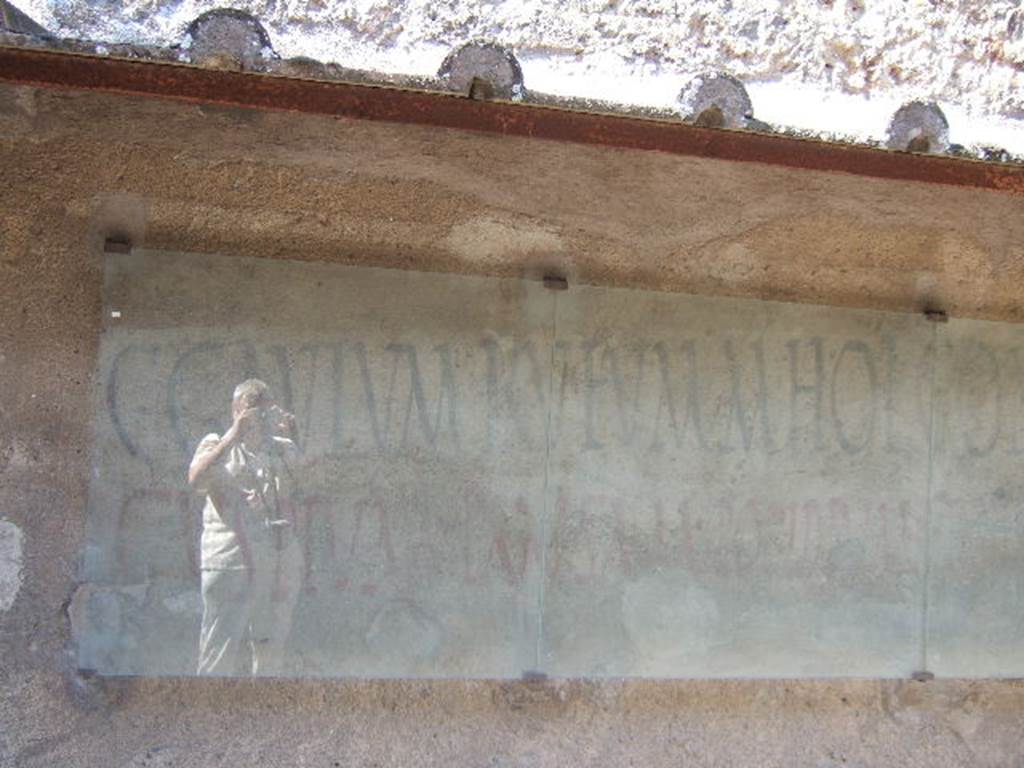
[3,45,1024,196]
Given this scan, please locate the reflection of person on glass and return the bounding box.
[188,379,303,676]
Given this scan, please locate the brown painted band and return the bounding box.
[3,45,1024,195]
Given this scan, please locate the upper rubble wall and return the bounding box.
[8,0,1024,157]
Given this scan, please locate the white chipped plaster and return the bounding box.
[16,1,1024,154]
[0,519,24,612]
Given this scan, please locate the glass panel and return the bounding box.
[79,247,1024,679]
[541,286,934,677]
[78,249,553,677]
[928,318,1024,677]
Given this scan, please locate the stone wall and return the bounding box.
[18,0,1024,151]
[3,82,1024,766]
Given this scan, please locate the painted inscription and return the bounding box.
[75,250,1024,678]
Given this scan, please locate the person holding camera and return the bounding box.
[187,378,303,676]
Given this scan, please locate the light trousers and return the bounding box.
[197,539,303,676]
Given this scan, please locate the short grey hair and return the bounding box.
[232,378,269,406]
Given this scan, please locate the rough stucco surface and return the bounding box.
[3,83,1024,765]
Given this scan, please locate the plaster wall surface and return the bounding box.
[3,83,1024,765]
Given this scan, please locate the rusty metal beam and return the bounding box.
[3,45,1024,196]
